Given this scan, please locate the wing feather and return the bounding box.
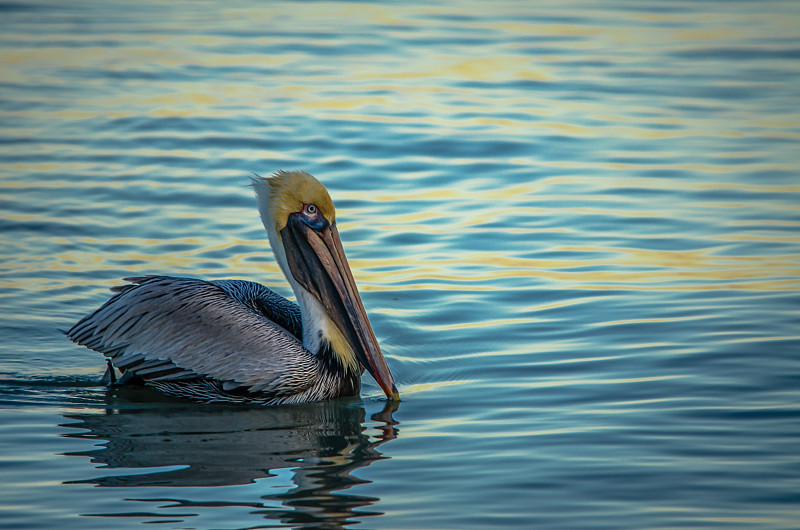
[67,276,319,397]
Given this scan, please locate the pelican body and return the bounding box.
[67,171,399,406]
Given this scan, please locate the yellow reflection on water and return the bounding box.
[590,315,714,328]
[403,379,476,396]
[347,241,800,292]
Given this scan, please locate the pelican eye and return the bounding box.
[299,203,327,231]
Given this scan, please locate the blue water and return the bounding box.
[1,0,799,528]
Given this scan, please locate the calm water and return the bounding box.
[1,0,799,528]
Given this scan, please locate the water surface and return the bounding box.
[1,1,799,528]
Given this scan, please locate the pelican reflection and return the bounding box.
[61,387,398,527]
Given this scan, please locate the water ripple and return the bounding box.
[1,1,800,528]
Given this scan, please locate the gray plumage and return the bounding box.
[67,276,360,405]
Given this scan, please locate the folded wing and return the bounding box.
[67,276,318,397]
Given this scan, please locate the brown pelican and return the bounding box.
[67,170,399,405]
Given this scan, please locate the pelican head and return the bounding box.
[252,170,399,401]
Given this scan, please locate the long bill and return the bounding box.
[281,214,399,401]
